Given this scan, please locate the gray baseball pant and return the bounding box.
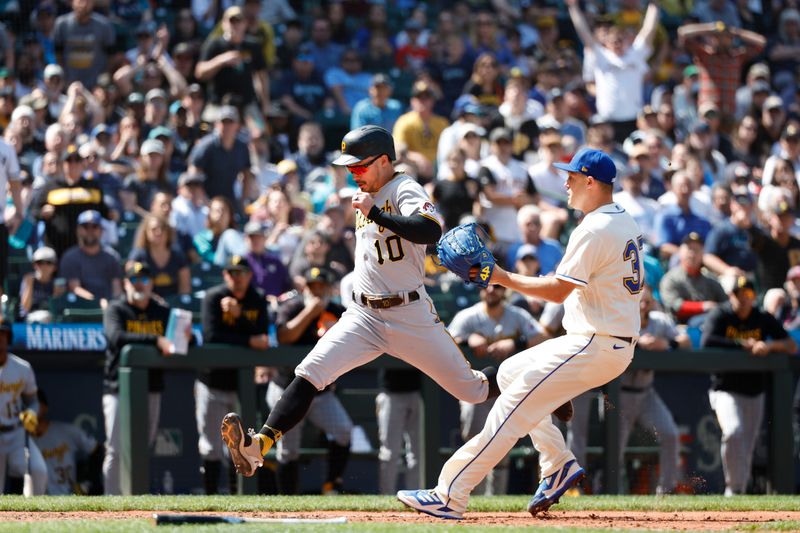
[708,390,764,495]
[376,391,420,494]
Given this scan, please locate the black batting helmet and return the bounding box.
[332,125,396,166]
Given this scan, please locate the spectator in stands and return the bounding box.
[199,255,269,494]
[763,125,800,186]
[628,143,667,201]
[304,17,345,69]
[654,171,712,260]
[428,35,473,114]
[317,206,355,277]
[747,200,800,291]
[436,96,484,176]
[508,205,564,276]
[620,285,689,495]
[188,106,253,212]
[19,246,64,324]
[289,229,332,288]
[0,127,21,317]
[272,266,352,495]
[448,283,544,495]
[278,45,330,127]
[102,261,179,495]
[195,6,270,125]
[567,0,659,143]
[660,232,727,326]
[537,88,586,146]
[128,215,190,299]
[431,148,481,232]
[393,81,449,182]
[291,122,329,188]
[704,193,757,278]
[325,49,371,116]
[729,115,762,170]
[350,74,403,132]
[470,12,513,69]
[59,210,122,308]
[242,221,292,300]
[478,127,537,248]
[193,196,238,265]
[764,265,800,330]
[613,167,661,244]
[124,140,171,211]
[171,171,208,238]
[53,0,115,88]
[498,75,543,155]
[30,144,110,257]
[702,275,796,496]
[463,52,504,109]
[678,20,766,119]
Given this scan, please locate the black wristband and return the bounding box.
[514,336,528,351]
[668,339,679,350]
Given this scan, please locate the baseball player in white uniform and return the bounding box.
[399,148,644,519]
[221,125,497,478]
[0,324,48,495]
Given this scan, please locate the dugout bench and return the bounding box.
[118,344,799,495]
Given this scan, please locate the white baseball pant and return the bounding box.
[376,391,421,494]
[0,428,47,495]
[295,296,489,404]
[433,334,633,514]
[460,398,509,495]
[708,390,764,495]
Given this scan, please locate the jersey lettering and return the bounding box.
[622,237,644,294]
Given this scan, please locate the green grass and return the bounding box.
[0,495,798,532]
[0,494,799,513]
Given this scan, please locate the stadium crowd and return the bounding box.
[1,0,800,497]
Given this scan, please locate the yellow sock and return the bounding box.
[252,433,274,457]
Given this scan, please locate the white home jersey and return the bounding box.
[352,173,439,295]
[0,354,37,427]
[556,203,644,337]
[35,421,98,495]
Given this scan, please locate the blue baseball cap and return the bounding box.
[553,148,617,184]
[77,210,102,225]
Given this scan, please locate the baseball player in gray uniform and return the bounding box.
[33,390,99,495]
[448,284,544,495]
[221,125,498,477]
[0,324,47,495]
[619,285,689,494]
[399,148,644,519]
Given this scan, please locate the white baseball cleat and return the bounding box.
[397,489,463,520]
[220,412,266,477]
[527,459,585,516]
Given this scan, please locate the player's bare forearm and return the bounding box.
[491,266,576,303]
[767,337,797,354]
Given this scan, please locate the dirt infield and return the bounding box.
[2,510,800,529]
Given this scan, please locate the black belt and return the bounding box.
[611,335,633,344]
[0,424,19,433]
[354,290,420,309]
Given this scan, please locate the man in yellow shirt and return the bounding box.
[392,81,449,182]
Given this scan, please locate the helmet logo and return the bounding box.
[341,141,346,152]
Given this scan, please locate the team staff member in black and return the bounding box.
[28,144,111,258]
[198,255,269,494]
[270,266,352,495]
[102,261,178,495]
[701,276,796,496]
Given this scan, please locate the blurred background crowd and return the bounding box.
[2,0,800,497]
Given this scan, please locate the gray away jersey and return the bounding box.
[0,354,37,427]
[35,421,97,495]
[448,303,543,343]
[352,173,440,295]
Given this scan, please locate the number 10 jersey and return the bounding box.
[352,173,440,296]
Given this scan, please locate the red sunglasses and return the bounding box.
[346,155,381,175]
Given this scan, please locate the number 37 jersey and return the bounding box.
[556,203,644,337]
[353,173,440,296]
